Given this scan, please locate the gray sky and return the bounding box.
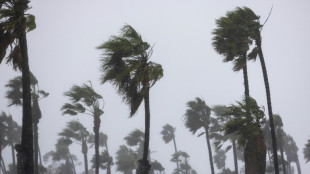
[1,0,310,173]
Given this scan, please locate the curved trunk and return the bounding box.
[11,141,17,174]
[34,122,39,174]
[204,126,215,174]
[82,140,88,174]
[232,140,239,174]
[172,137,180,174]
[18,18,34,174]
[256,34,279,174]
[93,116,101,174]
[136,89,151,174]
[244,130,266,174]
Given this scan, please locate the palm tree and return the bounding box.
[213,149,227,171]
[98,24,163,174]
[221,7,280,173]
[5,73,48,174]
[124,129,145,159]
[220,97,266,174]
[184,97,215,174]
[212,105,239,174]
[61,82,104,174]
[285,135,301,174]
[160,124,180,173]
[89,132,113,174]
[115,145,137,174]
[59,120,90,174]
[150,160,164,174]
[303,138,310,163]
[0,1,36,172]
[0,112,21,174]
[171,151,196,174]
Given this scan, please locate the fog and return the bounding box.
[1,0,310,173]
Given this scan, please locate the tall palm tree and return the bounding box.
[184,97,215,174]
[1,112,21,174]
[98,24,163,174]
[219,7,279,173]
[285,135,301,174]
[160,124,180,173]
[5,73,48,174]
[59,120,90,174]
[220,97,266,174]
[61,82,104,174]
[0,1,36,172]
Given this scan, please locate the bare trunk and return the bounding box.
[82,140,88,174]
[204,127,215,174]
[232,140,239,174]
[172,137,180,174]
[256,34,279,174]
[296,158,301,174]
[38,146,42,170]
[93,116,100,174]
[34,122,39,174]
[136,89,151,174]
[244,130,266,174]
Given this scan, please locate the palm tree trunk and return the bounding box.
[244,130,266,174]
[242,60,250,97]
[136,88,151,174]
[232,140,239,174]
[82,140,88,174]
[280,144,286,174]
[296,158,301,174]
[11,142,17,174]
[93,116,100,174]
[172,137,180,174]
[105,142,111,174]
[204,127,215,174]
[68,151,77,174]
[38,145,42,171]
[256,34,279,174]
[0,155,6,174]
[34,122,39,174]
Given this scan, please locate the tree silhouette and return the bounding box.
[62,82,104,174]
[98,24,163,174]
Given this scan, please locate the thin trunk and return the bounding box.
[136,88,151,174]
[93,116,100,174]
[38,146,42,170]
[172,137,180,174]
[256,34,279,174]
[232,140,239,174]
[242,59,250,97]
[82,140,88,174]
[296,158,301,174]
[105,142,111,174]
[280,145,286,174]
[68,151,77,174]
[11,142,17,174]
[204,127,215,174]
[34,122,39,174]
[184,158,189,174]
[0,156,6,174]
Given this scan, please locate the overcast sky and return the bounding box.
[1,0,310,173]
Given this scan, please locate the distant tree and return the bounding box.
[59,120,90,174]
[115,145,137,174]
[220,97,266,174]
[303,138,310,163]
[284,135,301,174]
[0,112,21,174]
[214,149,226,170]
[160,124,180,173]
[5,73,48,174]
[171,151,196,174]
[98,24,163,174]
[89,132,113,174]
[124,129,145,159]
[184,97,215,174]
[150,160,164,174]
[212,105,240,174]
[0,1,36,172]
[61,82,104,174]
